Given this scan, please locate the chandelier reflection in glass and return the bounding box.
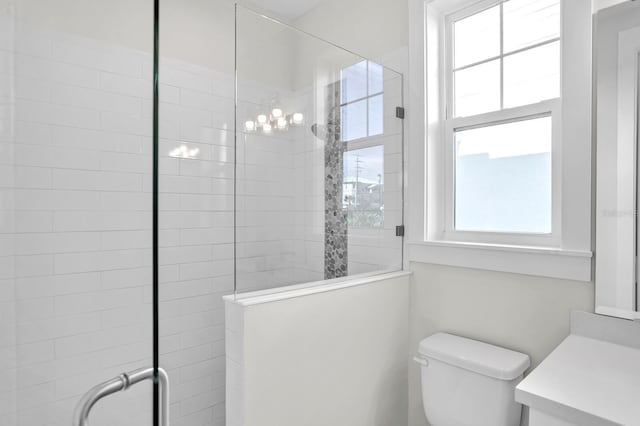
[244,106,304,135]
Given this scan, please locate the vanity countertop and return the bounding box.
[515,334,640,426]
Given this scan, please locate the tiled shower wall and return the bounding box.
[1,17,155,426]
[236,84,332,292]
[1,14,308,425]
[291,88,326,283]
[0,17,247,425]
[235,86,301,293]
[157,59,235,425]
[0,7,16,424]
[0,9,405,426]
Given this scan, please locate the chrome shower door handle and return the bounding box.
[72,366,169,426]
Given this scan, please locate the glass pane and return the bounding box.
[368,61,383,94]
[368,94,384,136]
[504,41,560,108]
[454,60,500,117]
[343,146,384,228]
[341,60,368,103]
[158,1,234,424]
[455,116,552,233]
[342,99,368,141]
[4,0,154,425]
[504,0,560,53]
[453,5,500,68]
[235,6,404,292]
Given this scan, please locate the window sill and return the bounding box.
[407,240,592,282]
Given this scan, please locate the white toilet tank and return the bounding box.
[416,333,530,426]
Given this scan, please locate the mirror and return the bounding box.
[595,0,640,319]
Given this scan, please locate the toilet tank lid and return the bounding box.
[418,333,530,380]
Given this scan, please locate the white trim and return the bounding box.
[340,60,385,144]
[408,241,592,281]
[594,2,640,319]
[407,0,593,280]
[442,101,562,246]
[595,306,640,321]
[223,270,412,306]
[560,0,593,252]
[593,0,629,13]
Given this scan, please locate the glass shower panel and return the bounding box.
[1,1,154,425]
[235,6,404,295]
[157,1,235,425]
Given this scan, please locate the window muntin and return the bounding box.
[451,0,560,118]
[341,60,384,141]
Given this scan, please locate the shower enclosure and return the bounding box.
[0,1,403,426]
[234,6,404,295]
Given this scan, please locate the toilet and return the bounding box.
[415,333,530,426]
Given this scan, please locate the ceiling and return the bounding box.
[247,0,326,20]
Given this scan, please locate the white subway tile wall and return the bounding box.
[158,56,235,426]
[2,17,155,426]
[0,17,239,426]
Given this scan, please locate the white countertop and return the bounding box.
[516,334,640,426]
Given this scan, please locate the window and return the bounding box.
[340,60,386,227]
[406,0,593,281]
[454,115,552,233]
[341,60,384,141]
[343,146,385,228]
[445,0,560,242]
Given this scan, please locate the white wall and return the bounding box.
[408,262,595,426]
[225,272,410,426]
[293,0,409,61]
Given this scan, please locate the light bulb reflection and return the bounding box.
[257,114,267,125]
[245,120,256,132]
[271,108,283,119]
[169,144,200,159]
[276,117,287,129]
[262,123,272,134]
[292,112,304,125]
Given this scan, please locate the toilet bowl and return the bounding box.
[415,333,530,426]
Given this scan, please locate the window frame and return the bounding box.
[445,0,561,118]
[442,0,562,246]
[406,0,593,281]
[339,60,388,229]
[340,60,385,143]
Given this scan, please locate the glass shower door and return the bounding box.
[156,1,235,425]
[0,0,158,425]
